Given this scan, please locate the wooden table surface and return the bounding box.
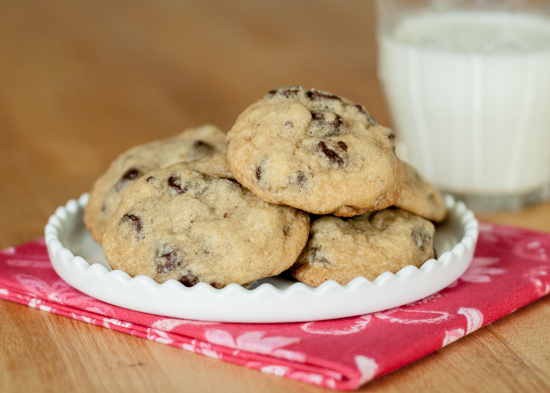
[1,1,549,392]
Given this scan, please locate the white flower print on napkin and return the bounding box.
[442,308,484,347]
[205,329,305,362]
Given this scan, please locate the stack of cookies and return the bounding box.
[84,86,446,289]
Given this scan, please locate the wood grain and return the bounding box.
[0,0,548,392]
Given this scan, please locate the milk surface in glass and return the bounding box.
[379,11,550,198]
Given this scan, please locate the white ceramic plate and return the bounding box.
[45,194,478,323]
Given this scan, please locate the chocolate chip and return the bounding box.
[120,213,143,235]
[353,104,377,125]
[311,112,324,121]
[385,131,397,150]
[285,121,294,128]
[296,172,307,188]
[267,86,301,98]
[155,245,183,273]
[353,104,368,115]
[287,173,307,190]
[318,141,344,166]
[283,226,289,235]
[411,228,431,251]
[193,140,213,151]
[179,272,199,287]
[310,245,330,265]
[168,176,188,194]
[308,112,344,137]
[310,112,343,129]
[330,114,344,129]
[115,168,142,190]
[122,168,140,181]
[310,244,320,258]
[223,213,228,218]
[255,166,262,181]
[338,141,348,151]
[146,176,154,183]
[307,90,342,102]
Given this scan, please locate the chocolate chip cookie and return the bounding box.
[394,162,446,222]
[291,208,435,286]
[226,86,405,217]
[102,157,310,288]
[85,125,227,244]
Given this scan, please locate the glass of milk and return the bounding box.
[377,0,550,211]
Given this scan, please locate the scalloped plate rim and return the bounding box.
[44,193,478,323]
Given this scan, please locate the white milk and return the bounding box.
[378,12,550,196]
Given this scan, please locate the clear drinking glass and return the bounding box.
[376,0,550,211]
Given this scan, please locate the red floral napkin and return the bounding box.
[1,222,549,390]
